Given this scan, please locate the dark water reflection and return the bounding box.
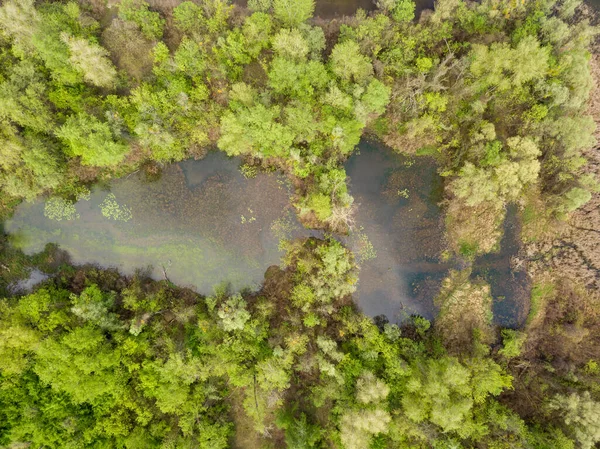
[344,141,448,321]
[312,0,436,18]
[471,205,530,328]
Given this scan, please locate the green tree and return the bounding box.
[0,128,64,201]
[305,192,332,221]
[278,411,323,449]
[0,60,55,133]
[217,294,251,331]
[330,40,373,84]
[249,0,273,13]
[118,0,165,40]
[218,105,295,158]
[56,113,128,166]
[551,392,600,449]
[392,0,415,22]
[498,329,527,359]
[61,34,118,88]
[561,187,592,213]
[70,284,123,331]
[402,356,512,437]
[356,371,390,404]
[273,28,310,60]
[273,0,315,27]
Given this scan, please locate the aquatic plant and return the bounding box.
[353,228,377,263]
[239,163,258,179]
[99,193,133,222]
[75,187,91,202]
[44,197,79,221]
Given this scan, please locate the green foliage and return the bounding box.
[173,1,206,34]
[277,411,323,449]
[61,34,117,88]
[273,0,315,27]
[56,113,128,166]
[469,36,550,91]
[340,409,391,449]
[219,105,295,158]
[527,282,554,326]
[0,126,64,201]
[330,40,373,84]
[70,284,122,331]
[217,293,251,331]
[356,371,390,404]
[292,284,316,311]
[303,313,320,328]
[498,329,527,359]
[306,192,332,221]
[561,187,592,213]
[402,356,512,437]
[0,3,598,447]
[551,392,600,449]
[118,0,165,40]
[249,0,273,13]
[0,235,588,449]
[273,28,310,60]
[286,239,357,306]
[391,0,416,22]
[239,163,258,179]
[0,271,233,448]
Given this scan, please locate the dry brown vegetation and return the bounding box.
[503,277,600,419]
[101,18,156,80]
[434,269,494,351]
[445,200,505,256]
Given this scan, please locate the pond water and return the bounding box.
[6,152,301,294]
[310,0,436,18]
[309,0,597,19]
[344,141,448,320]
[5,141,527,325]
[8,269,49,295]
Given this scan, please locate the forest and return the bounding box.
[1,0,600,448]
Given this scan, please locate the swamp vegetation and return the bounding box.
[1,0,600,448]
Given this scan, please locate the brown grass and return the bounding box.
[101,18,156,81]
[434,269,494,352]
[445,199,505,256]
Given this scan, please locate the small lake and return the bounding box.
[344,142,448,320]
[5,141,527,325]
[6,153,300,293]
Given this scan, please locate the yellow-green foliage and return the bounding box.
[0,1,597,448]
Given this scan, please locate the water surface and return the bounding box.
[344,142,448,320]
[6,152,299,293]
[6,143,447,319]
[6,141,527,325]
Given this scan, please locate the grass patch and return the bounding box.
[527,281,555,327]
